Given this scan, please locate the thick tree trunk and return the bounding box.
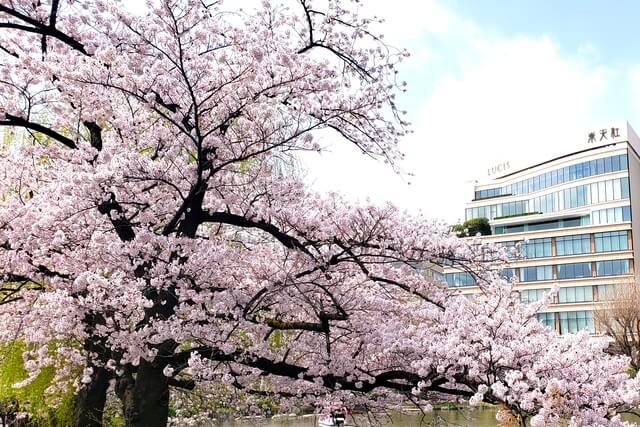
[73,366,110,427]
[123,359,170,427]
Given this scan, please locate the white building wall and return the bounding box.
[446,122,640,335]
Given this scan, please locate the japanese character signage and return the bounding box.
[588,127,620,144]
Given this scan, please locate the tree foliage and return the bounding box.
[452,217,492,237]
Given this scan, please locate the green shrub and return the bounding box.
[0,341,75,426]
[451,217,491,237]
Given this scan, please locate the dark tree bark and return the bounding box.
[124,360,170,427]
[73,366,110,427]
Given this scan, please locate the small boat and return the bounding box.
[317,412,353,427]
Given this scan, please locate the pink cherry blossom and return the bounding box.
[0,1,638,426]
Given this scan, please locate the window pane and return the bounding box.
[615,208,623,223]
[558,310,594,334]
[604,156,613,173]
[590,183,599,204]
[557,262,591,279]
[605,180,614,201]
[556,234,590,256]
[537,312,555,329]
[621,177,630,199]
[596,259,630,277]
[612,155,621,171]
[614,179,622,199]
[445,272,476,287]
[597,181,605,202]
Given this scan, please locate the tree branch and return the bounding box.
[0,114,77,149]
[0,5,88,55]
[202,211,311,255]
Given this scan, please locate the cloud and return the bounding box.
[367,0,459,39]
[301,1,612,224]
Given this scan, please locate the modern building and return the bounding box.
[444,121,640,335]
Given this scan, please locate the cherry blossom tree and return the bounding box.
[0,1,639,427]
[594,280,640,373]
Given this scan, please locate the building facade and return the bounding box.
[444,122,640,335]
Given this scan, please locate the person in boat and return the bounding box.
[330,406,347,426]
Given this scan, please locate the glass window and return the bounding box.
[614,179,622,199]
[615,207,623,223]
[473,160,629,208]
[559,310,594,334]
[499,268,514,280]
[558,286,594,303]
[547,194,555,212]
[590,182,599,204]
[595,259,630,277]
[621,177,630,199]
[564,217,582,227]
[519,265,552,282]
[504,224,525,233]
[571,187,578,207]
[578,185,586,206]
[557,262,592,280]
[598,181,606,202]
[556,234,590,256]
[495,216,588,235]
[520,238,552,258]
[612,155,621,171]
[592,206,631,225]
[596,158,605,174]
[500,241,519,259]
[594,231,628,253]
[597,284,617,301]
[520,288,546,303]
[604,156,613,173]
[537,312,556,329]
[605,180,614,201]
[445,272,476,287]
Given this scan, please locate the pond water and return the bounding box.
[228,410,496,427]
[228,409,640,426]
